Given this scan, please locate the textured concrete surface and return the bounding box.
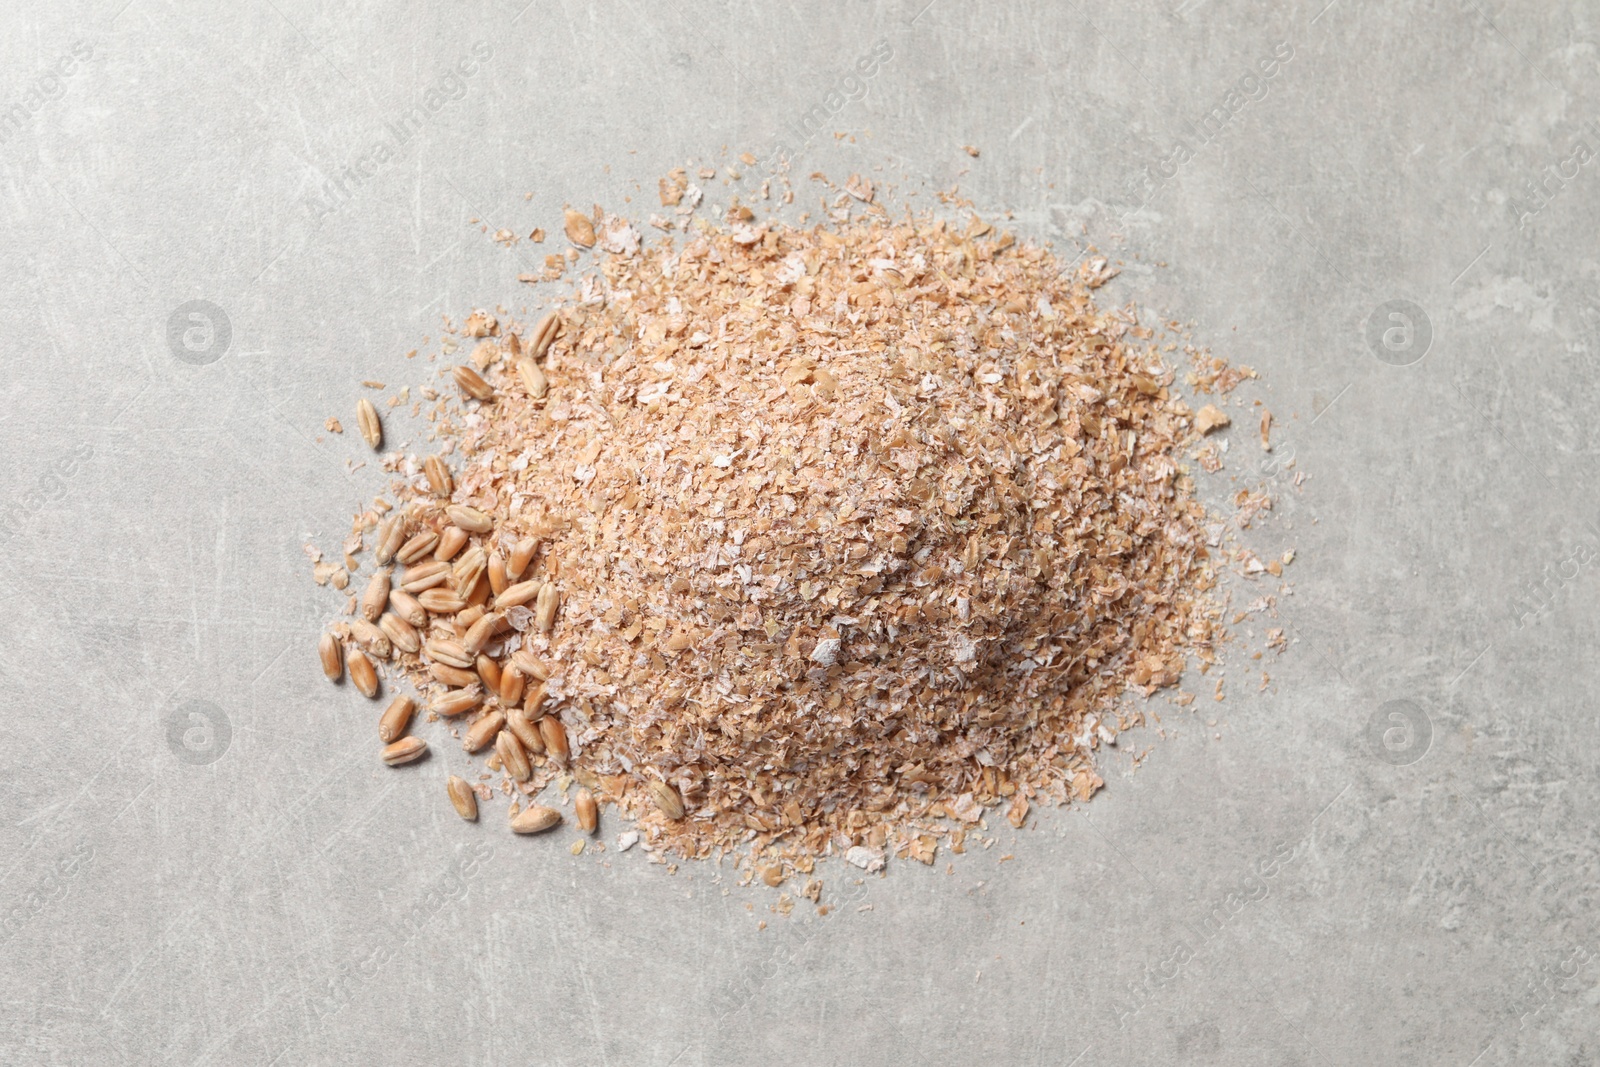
[2,1,1598,1064]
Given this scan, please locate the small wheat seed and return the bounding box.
[359,568,391,622]
[516,358,548,399]
[429,662,479,688]
[510,805,561,834]
[534,582,559,633]
[378,612,420,654]
[445,505,493,533]
[347,618,392,659]
[378,695,415,743]
[464,711,506,753]
[381,736,427,766]
[433,526,469,562]
[447,775,478,820]
[430,688,483,718]
[507,538,538,580]
[649,780,685,820]
[493,579,541,610]
[530,311,560,359]
[575,788,599,834]
[452,365,495,401]
[506,707,545,754]
[318,633,343,682]
[356,397,382,449]
[424,455,453,498]
[373,512,406,564]
[496,728,532,782]
[387,589,427,628]
[347,650,380,698]
[539,715,569,766]
[396,531,440,566]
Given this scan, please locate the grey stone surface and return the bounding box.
[1,1,1597,1063]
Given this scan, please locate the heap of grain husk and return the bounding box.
[322,193,1228,873]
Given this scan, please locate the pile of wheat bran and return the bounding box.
[321,190,1232,882]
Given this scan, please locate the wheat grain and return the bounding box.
[649,780,685,820]
[417,588,467,613]
[374,512,406,564]
[475,653,501,693]
[575,788,598,834]
[452,365,495,401]
[493,579,540,610]
[447,775,478,820]
[429,662,479,688]
[378,695,415,743]
[381,736,426,766]
[507,538,538,580]
[464,711,506,752]
[496,664,525,706]
[434,526,468,562]
[424,455,453,498]
[396,531,440,566]
[359,569,391,622]
[461,612,500,656]
[378,612,420,654]
[318,633,342,682]
[388,590,427,628]
[534,582,558,633]
[510,805,561,834]
[347,618,391,659]
[445,505,492,533]
[538,716,569,766]
[516,358,548,399]
[496,729,532,782]
[356,397,382,449]
[347,649,379,698]
[530,310,560,359]
[430,688,483,718]
[506,707,545,754]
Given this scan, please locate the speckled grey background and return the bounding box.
[3,1,1598,1064]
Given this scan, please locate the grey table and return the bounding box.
[2,2,1595,1064]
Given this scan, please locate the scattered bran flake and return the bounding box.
[318,200,1254,873]
[1195,404,1231,434]
[1006,795,1030,828]
[660,171,687,206]
[1188,350,1256,394]
[564,208,597,248]
[1232,489,1273,529]
[325,417,343,433]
